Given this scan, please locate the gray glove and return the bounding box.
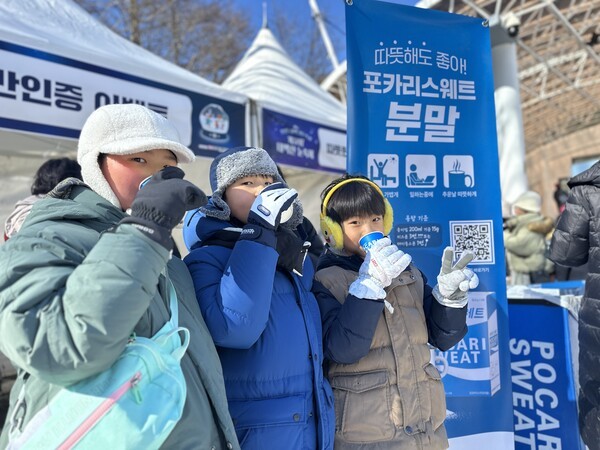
[120,167,207,250]
[349,237,412,300]
[247,182,298,230]
[432,247,479,308]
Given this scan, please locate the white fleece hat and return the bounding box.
[513,190,542,213]
[78,104,195,208]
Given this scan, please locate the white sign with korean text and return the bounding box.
[317,127,346,171]
[0,50,193,144]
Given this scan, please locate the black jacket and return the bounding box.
[549,161,600,449]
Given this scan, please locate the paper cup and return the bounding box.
[359,231,384,251]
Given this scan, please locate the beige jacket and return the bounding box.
[504,212,554,274]
[316,265,448,450]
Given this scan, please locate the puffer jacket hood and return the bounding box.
[183,198,243,251]
[29,178,124,227]
[568,161,600,189]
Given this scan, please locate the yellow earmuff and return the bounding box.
[320,178,394,250]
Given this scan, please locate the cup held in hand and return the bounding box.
[359,231,384,251]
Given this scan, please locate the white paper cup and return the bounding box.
[359,231,384,251]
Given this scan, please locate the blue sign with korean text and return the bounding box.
[508,300,584,450]
[262,108,346,173]
[346,1,514,447]
[0,40,246,156]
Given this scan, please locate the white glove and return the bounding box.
[349,237,412,300]
[432,247,479,308]
[247,183,298,230]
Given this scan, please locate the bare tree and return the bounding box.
[75,0,252,83]
[74,0,343,84]
[270,4,343,83]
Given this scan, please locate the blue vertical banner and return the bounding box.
[346,1,514,448]
[508,300,584,450]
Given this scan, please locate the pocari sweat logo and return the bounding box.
[431,291,500,397]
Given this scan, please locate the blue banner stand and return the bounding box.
[345,1,515,445]
[507,283,585,450]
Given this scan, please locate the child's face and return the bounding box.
[100,149,177,210]
[341,214,385,257]
[225,175,275,223]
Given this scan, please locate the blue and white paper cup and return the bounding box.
[359,231,384,252]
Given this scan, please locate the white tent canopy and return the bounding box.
[0,0,248,235]
[0,0,247,155]
[223,27,348,227]
[224,27,346,131]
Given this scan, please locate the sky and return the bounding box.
[231,0,419,64]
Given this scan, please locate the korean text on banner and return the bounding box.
[0,42,245,156]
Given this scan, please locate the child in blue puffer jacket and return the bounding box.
[183,146,334,450]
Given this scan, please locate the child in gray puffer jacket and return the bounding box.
[0,104,238,450]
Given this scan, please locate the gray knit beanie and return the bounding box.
[201,146,303,228]
[78,104,195,209]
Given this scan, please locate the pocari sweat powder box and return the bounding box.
[431,291,500,397]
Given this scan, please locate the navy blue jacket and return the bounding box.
[183,205,334,450]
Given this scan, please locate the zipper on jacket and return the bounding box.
[384,300,395,314]
[57,372,142,449]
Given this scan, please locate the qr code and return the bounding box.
[449,220,494,264]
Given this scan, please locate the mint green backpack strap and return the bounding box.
[154,275,190,361]
[167,279,179,328]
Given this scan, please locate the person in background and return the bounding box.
[183,146,334,450]
[3,157,82,240]
[549,160,600,450]
[504,190,555,285]
[553,177,570,214]
[0,104,239,450]
[314,174,477,449]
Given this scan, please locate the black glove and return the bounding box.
[247,183,298,231]
[120,166,207,250]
